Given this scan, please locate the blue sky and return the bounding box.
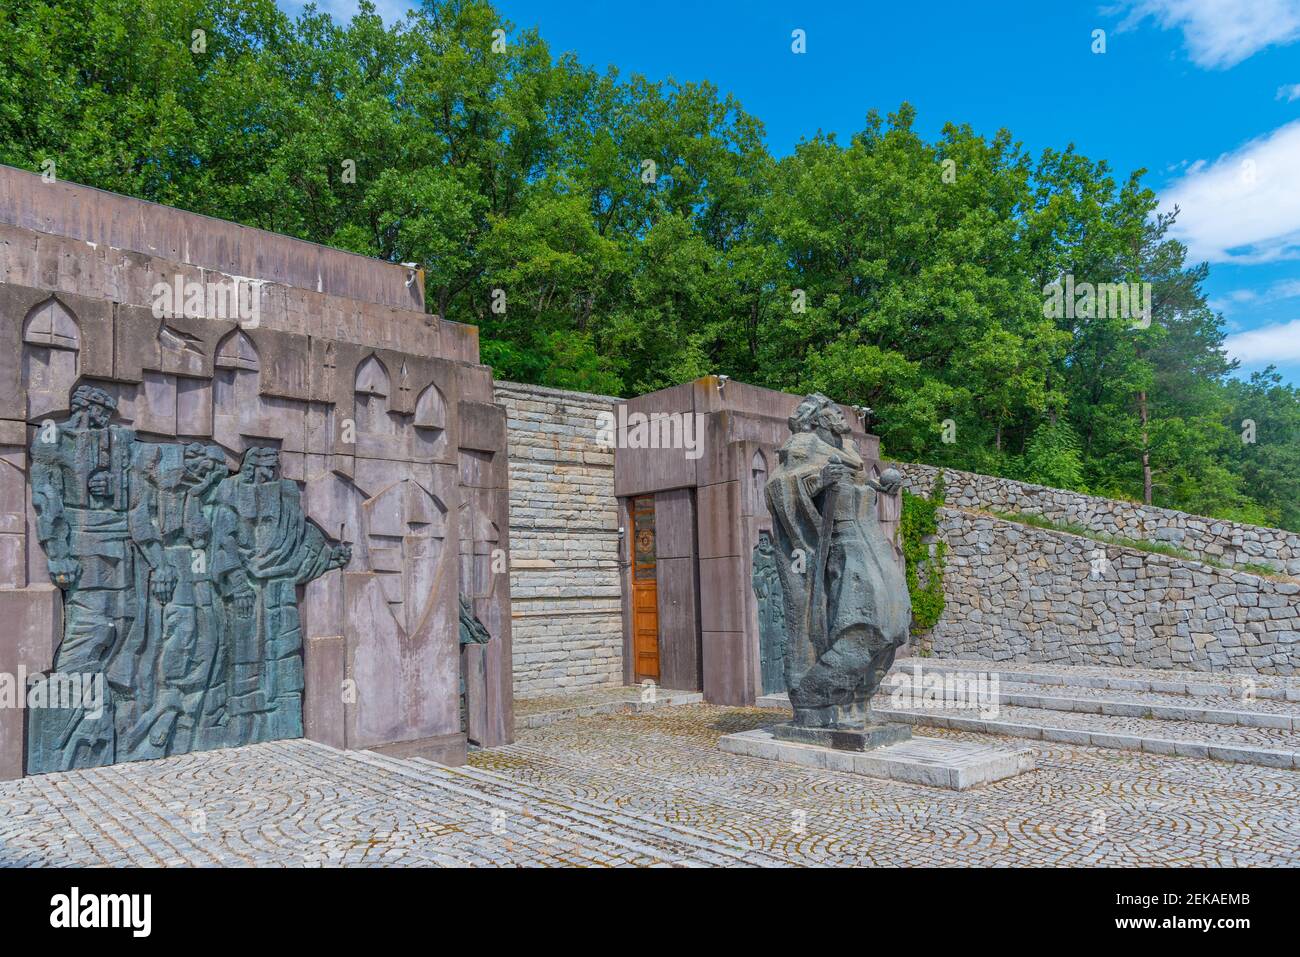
[281,0,1300,387]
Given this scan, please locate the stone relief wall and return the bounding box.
[0,182,512,779]
[751,530,786,695]
[925,509,1300,675]
[27,387,350,772]
[898,462,1300,576]
[494,382,623,698]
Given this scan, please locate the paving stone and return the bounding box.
[719,728,1034,790]
[3,697,1300,866]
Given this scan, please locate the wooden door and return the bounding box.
[630,495,660,681]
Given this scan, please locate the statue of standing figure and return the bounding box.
[207,446,350,746]
[27,385,136,771]
[764,393,910,738]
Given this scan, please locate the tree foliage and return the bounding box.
[2,0,1296,528]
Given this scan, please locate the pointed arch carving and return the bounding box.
[214,329,260,371]
[22,296,81,419]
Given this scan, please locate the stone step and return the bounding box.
[338,747,733,867]
[900,659,1300,702]
[994,676,1300,714]
[335,748,785,868]
[483,736,875,839]
[888,676,1300,729]
[284,741,661,867]
[871,703,1300,770]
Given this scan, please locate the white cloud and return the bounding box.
[1210,279,1300,313]
[1118,0,1300,68]
[1225,318,1300,363]
[1278,83,1300,101]
[1160,120,1300,263]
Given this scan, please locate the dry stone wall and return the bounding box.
[927,509,1300,675]
[495,382,623,698]
[899,462,1300,576]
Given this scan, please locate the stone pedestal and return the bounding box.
[769,721,910,752]
[720,727,1036,790]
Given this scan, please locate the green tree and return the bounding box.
[1,0,1293,528]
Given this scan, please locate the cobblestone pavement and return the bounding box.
[515,685,702,729]
[2,703,1298,866]
[514,686,653,717]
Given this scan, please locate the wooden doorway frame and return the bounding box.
[628,495,660,682]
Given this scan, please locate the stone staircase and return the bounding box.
[781,659,1300,771]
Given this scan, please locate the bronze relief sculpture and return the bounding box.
[27,385,351,773]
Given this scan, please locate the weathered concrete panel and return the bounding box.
[0,164,424,310]
[697,480,742,559]
[654,488,695,560]
[702,630,753,706]
[303,635,346,750]
[657,556,701,691]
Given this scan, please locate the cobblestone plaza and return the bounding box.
[3,697,1297,867]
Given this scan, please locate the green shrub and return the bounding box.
[900,471,947,634]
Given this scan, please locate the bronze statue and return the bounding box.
[764,393,910,741]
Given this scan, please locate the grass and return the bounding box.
[985,509,1287,580]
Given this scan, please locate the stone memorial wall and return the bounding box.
[0,165,512,779]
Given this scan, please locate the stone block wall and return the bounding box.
[899,462,1300,576]
[494,382,624,698]
[926,509,1300,675]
